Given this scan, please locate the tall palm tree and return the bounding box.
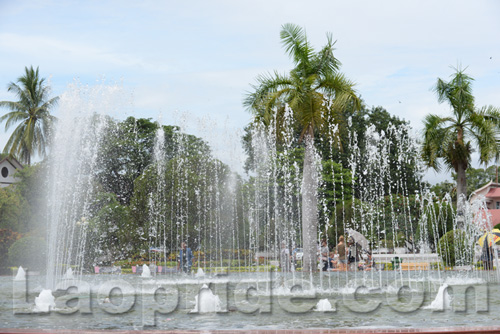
[422,67,500,219]
[244,24,359,272]
[0,66,58,165]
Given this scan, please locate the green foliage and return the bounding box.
[8,235,46,270]
[380,239,394,250]
[430,180,456,201]
[437,230,471,267]
[422,67,500,202]
[96,116,211,204]
[0,66,58,164]
[86,192,134,264]
[243,23,359,174]
[394,232,406,247]
[331,106,423,197]
[244,24,361,271]
[0,164,46,234]
[320,160,353,203]
[0,187,29,232]
[0,228,22,268]
[95,117,159,204]
[416,199,455,252]
[451,165,497,196]
[326,194,424,252]
[130,152,243,254]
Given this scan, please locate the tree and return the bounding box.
[96,117,212,204]
[430,180,456,201]
[87,192,133,264]
[0,164,42,234]
[130,153,238,262]
[0,187,29,232]
[244,24,359,271]
[332,105,422,197]
[0,66,58,165]
[8,235,47,270]
[452,166,497,196]
[96,117,160,204]
[0,228,22,269]
[422,67,500,218]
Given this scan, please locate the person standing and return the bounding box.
[336,236,347,271]
[320,239,329,271]
[280,241,291,272]
[482,242,494,270]
[178,242,193,274]
[347,236,360,271]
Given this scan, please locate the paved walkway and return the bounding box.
[1,327,500,334]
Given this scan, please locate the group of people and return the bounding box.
[319,236,374,271]
[280,235,375,272]
[171,236,499,274]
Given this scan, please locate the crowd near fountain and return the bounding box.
[3,83,500,330]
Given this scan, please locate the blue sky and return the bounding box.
[1,0,499,183]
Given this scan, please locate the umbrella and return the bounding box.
[478,229,500,248]
[346,228,370,250]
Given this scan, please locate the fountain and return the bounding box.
[141,264,152,278]
[3,84,500,331]
[62,268,74,279]
[195,268,205,278]
[314,298,334,312]
[424,283,452,311]
[14,266,26,281]
[191,284,223,313]
[33,289,56,313]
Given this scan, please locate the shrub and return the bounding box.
[0,229,22,267]
[437,230,471,267]
[8,236,47,271]
[380,238,394,250]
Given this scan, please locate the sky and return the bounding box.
[0,0,499,183]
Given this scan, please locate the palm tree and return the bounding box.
[0,66,58,165]
[244,24,359,272]
[422,67,500,219]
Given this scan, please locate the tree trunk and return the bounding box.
[301,133,319,272]
[455,128,466,228]
[456,162,467,228]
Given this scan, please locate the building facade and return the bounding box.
[0,156,23,188]
[470,181,500,230]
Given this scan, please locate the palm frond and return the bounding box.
[422,114,455,171]
[479,105,500,127]
[280,23,313,67]
[244,71,292,111]
[0,66,58,163]
[0,111,28,131]
[433,68,475,122]
[311,32,340,77]
[467,112,499,164]
[245,24,357,146]
[3,122,27,157]
[318,72,359,108]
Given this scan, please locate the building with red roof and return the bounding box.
[470,181,500,230]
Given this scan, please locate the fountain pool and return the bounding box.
[4,271,500,330]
